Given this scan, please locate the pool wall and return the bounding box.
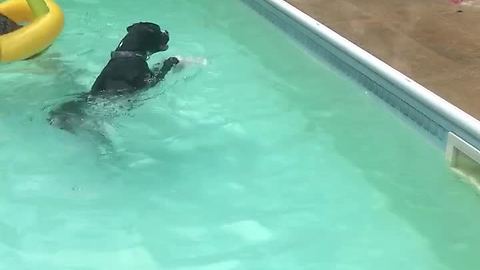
[241,0,480,161]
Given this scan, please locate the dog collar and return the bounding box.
[110,51,148,60]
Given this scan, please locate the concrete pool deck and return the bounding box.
[285,0,480,119]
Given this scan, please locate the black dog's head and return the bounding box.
[116,22,170,55]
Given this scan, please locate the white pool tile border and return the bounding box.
[241,0,480,155]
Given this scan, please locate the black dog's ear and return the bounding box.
[127,22,161,33]
[127,22,144,32]
[126,23,137,32]
[143,22,161,32]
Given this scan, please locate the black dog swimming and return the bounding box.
[48,22,180,133]
[0,13,22,35]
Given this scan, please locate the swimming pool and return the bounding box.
[1,0,480,269]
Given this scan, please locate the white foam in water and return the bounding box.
[173,56,208,73]
[222,220,273,243]
[177,56,208,66]
[177,260,241,270]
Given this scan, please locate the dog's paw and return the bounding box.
[164,57,180,67]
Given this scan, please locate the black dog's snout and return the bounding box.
[161,30,169,43]
[157,30,170,51]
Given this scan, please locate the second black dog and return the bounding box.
[0,13,22,35]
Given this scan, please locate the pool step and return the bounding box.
[447,132,480,188]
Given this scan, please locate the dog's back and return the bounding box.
[90,54,152,96]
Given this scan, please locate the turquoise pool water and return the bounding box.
[1,0,480,269]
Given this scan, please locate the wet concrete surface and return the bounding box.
[286,0,480,119]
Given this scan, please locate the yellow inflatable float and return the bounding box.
[0,0,64,62]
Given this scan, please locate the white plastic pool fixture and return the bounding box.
[447,132,480,186]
